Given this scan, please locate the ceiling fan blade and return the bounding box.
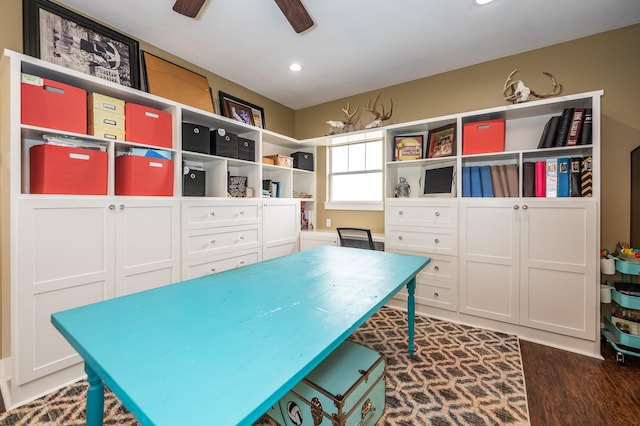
[273,0,314,33]
[173,0,207,18]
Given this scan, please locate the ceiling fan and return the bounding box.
[172,0,314,33]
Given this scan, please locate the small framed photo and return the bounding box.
[23,0,140,89]
[219,91,266,129]
[394,135,423,161]
[427,124,456,159]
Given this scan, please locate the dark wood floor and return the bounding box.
[1,340,638,424]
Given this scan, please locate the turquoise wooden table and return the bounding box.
[51,246,430,426]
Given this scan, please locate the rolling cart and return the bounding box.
[601,257,640,364]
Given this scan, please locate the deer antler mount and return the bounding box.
[503,70,562,104]
[326,102,360,135]
[364,92,393,129]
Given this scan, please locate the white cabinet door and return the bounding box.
[459,199,520,324]
[15,199,115,385]
[519,200,597,339]
[300,231,338,251]
[114,199,181,296]
[262,199,300,260]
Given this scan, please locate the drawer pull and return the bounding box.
[398,235,404,241]
[118,204,125,210]
[513,205,519,210]
[239,210,245,215]
[522,204,528,210]
[434,265,439,271]
[398,210,404,216]
[210,240,216,244]
[210,268,216,273]
[435,211,440,217]
[210,211,216,216]
[108,204,115,210]
[239,236,245,240]
[239,261,245,266]
[434,292,439,298]
[434,238,440,244]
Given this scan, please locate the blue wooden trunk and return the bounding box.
[267,340,385,426]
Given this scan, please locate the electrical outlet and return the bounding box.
[326,218,331,227]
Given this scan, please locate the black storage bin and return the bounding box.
[183,166,205,196]
[210,129,238,158]
[182,123,210,154]
[237,137,255,162]
[292,151,314,171]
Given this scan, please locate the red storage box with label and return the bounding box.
[21,74,87,134]
[30,144,107,195]
[125,103,172,148]
[115,155,174,196]
[463,119,506,155]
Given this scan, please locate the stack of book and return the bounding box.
[537,108,592,148]
[522,156,592,197]
[462,164,518,197]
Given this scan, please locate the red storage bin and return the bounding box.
[125,103,172,148]
[21,75,87,134]
[30,144,107,195]
[115,155,174,196]
[463,119,505,155]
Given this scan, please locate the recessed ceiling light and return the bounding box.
[289,63,303,72]
[474,0,494,5]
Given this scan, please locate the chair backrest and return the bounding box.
[336,227,375,250]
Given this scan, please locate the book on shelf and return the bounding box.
[490,165,506,197]
[462,167,471,197]
[557,157,570,197]
[579,108,593,145]
[523,162,536,197]
[570,157,582,197]
[535,161,546,197]
[470,166,482,197]
[479,166,494,197]
[504,164,518,197]
[498,165,511,197]
[545,158,558,197]
[537,116,561,149]
[565,108,585,146]
[581,156,593,197]
[553,108,574,147]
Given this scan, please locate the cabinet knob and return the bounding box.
[522,204,528,210]
[239,210,245,215]
[434,265,440,271]
[513,205,520,210]
[108,204,115,210]
[434,238,440,244]
[239,261,245,266]
[210,211,216,216]
[398,235,404,241]
[239,235,245,240]
[118,204,125,210]
[210,240,216,245]
[210,268,216,273]
[398,210,404,216]
[434,292,439,298]
[435,211,440,217]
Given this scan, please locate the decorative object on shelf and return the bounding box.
[427,124,456,158]
[364,92,393,129]
[503,69,562,104]
[228,175,248,197]
[141,52,214,113]
[395,177,411,197]
[394,135,423,161]
[326,102,359,135]
[219,91,265,129]
[23,0,140,89]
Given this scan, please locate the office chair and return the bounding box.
[336,227,375,250]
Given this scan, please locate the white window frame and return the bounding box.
[324,131,384,211]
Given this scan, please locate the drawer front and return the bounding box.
[182,200,260,229]
[184,250,260,279]
[386,201,457,227]
[185,225,260,258]
[386,226,457,255]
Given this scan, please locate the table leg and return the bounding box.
[407,277,416,356]
[85,364,104,426]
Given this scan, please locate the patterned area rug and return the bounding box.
[0,307,529,425]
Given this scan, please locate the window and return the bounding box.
[325,132,383,211]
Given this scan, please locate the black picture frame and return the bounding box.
[219,91,266,129]
[23,0,140,89]
[427,123,456,158]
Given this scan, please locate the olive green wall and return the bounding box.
[295,24,640,249]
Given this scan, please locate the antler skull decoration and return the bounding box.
[364,92,393,129]
[503,69,562,103]
[326,102,360,135]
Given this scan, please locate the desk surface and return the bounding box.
[52,246,429,426]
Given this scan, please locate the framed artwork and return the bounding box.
[394,135,423,161]
[141,51,214,113]
[427,124,456,158]
[219,91,265,129]
[23,0,140,89]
